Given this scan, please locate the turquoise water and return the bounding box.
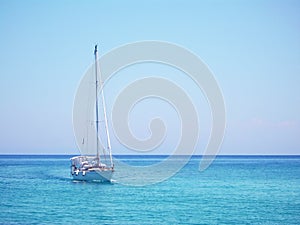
[0,155,299,224]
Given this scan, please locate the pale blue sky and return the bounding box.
[0,0,299,154]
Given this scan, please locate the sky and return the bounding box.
[0,0,299,155]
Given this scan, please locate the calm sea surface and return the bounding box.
[0,155,299,224]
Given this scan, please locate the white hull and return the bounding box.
[72,168,113,182]
[70,156,114,182]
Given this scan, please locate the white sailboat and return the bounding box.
[71,45,114,182]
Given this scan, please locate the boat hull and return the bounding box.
[72,169,113,182]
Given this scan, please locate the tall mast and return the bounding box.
[94,45,100,163]
[96,46,114,168]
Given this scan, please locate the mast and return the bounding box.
[94,45,100,164]
[96,46,114,168]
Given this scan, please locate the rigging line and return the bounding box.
[97,65,107,162]
[85,61,93,155]
[97,46,113,167]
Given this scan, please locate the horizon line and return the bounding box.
[0,154,299,156]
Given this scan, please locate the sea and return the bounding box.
[0,155,299,224]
